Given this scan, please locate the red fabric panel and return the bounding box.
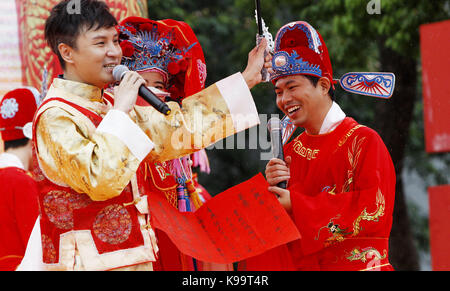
[429,185,450,270]
[420,20,450,153]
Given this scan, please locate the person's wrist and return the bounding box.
[242,70,258,89]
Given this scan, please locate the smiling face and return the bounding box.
[274,74,332,134]
[60,26,122,88]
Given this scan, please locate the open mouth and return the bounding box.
[103,64,117,72]
[286,105,301,116]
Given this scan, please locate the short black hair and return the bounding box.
[4,138,30,151]
[45,0,118,70]
[303,75,335,101]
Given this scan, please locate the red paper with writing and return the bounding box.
[148,173,301,264]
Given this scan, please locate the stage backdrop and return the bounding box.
[0,0,148,149]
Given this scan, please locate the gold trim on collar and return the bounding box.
[51,78,103,102]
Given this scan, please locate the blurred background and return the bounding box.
[1,0,449,270]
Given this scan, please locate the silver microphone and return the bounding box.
[268,117,287,189]
[113,65,171,115]
[112,64,129,81]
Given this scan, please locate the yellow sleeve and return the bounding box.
[35,106,141,201]
[134,73,259,162]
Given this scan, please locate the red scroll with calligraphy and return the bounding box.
[148,173,301,264]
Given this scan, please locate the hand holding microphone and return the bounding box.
[267,117,289,189]
[113,65,171,115]
[266,117,292,212]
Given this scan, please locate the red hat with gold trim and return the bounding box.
[117,17,207,102]
[0,87,40,141]
[270,21,335,89]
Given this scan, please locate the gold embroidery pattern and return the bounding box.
[338,125,365,147]
[315,215,352,246]
[316,190,386,246]
[352,189,385,237]
[292,139,319,160]
[321,184,337,195]
[346,247,387,263]
[342,135,366,193]
[328,185,336,195]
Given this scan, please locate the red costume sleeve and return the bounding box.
[290,127,396,256]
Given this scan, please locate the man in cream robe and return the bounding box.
[18,0,270,271]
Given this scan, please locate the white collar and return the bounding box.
[318,101,346,134]
[0,152,25,170]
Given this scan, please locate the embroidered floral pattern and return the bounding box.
[41,235,57,264]
[0,98,19,119]
[43,190,92,230]
[93,204,132,245]
[31,151,45,182]
[342,135,366,193]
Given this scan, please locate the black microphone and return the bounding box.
[268,117,287,189]
[113,65,171,115]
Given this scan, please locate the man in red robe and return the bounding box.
[0,88,40,270]
[242,21,396,271]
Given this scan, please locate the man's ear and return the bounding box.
[57,43,75,65]
[318,77,331,96]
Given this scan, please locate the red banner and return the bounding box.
[420,20,450,153]
[429,185,450,271]
[148,173,301,264]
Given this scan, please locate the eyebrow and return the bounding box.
[91,32,118,41]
